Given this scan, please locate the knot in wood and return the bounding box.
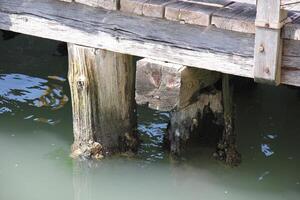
[258,44,264,53]
[264,68,270,74]
[265,23,270,28]
[77,77,86,90]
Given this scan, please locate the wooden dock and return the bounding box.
[1,0,300,85]
[1,0,300,165]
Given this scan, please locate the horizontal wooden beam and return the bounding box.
[135,58,220,111]
[0,0,300,86]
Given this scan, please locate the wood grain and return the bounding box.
[68,44,138,157]
[254,0,286,84]
[75,0,119,10]
[135,58,220,111]
[212,2,256,33]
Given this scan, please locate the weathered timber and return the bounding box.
[213,74,241,166]
[282,39,300,85]
[1,0,300,86]
[282,16,300,40]
[165,0,231,26]
[68,43,138,159]
[254,0,287,85]
[142,0,176,18]
[212,1,300,34]
[211,2,256,33]
[67,0,119,10]
[120,0,175,18]
[136,58,220,111]
[120,0,147,15]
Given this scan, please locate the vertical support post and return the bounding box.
[254,0,287,85]
[68,44,138,159]
[214,74,241,166]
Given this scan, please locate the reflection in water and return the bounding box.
[73,160,93,200]
[0,73,68,110]
[0,73,68,125]
[0,34,300,200]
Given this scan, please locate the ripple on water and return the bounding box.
[0,73,68,124]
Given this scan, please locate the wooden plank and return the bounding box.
[165,1,189,21]
[254,0,287,85]
[282,39,300,86]
[282,16,300,40]
[120,0,148,15]
[212,2,256,33]
[120,0,176,18]
[179,2,221,26]
[165,0,231,26]
[212,1,300,34]
[75,0,119,10]
[142,0,176,18]
[135,58,220,111]
[181,0,232,7]
[281,0,300,11]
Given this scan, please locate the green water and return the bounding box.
[0,34,299,200]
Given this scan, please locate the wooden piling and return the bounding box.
[213,74,241,166]
[68,43,138,159]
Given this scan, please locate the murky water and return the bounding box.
[0,34,299,200]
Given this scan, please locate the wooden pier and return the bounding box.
[1,0,300,165]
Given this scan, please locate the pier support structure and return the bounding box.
[214,75,241,166]
[136,58,241,166]
[68,43,138,159]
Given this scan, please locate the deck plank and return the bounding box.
[74,0,119,10]
[165,0,231,26]
[212,2,256,33]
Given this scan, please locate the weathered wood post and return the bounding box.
[213,74,241,166]
[68,44,138,159]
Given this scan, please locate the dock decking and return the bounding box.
[1,0,300,86]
